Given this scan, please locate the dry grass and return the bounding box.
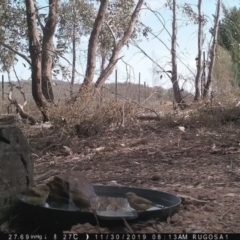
[155,104,240,129]
[2,82,240,134]
[48,95,139,137]
[1,58,240,144]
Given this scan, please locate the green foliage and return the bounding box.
[0,0,141,77]
[56,0,139,72]
[214,5,240,86]
[212,46,233,92]
[0,0,27,72]
[57,0,95,49]
[99,0,135,55]
[218,6,240,50]
[55,0,96,77]
[0,1,14,71]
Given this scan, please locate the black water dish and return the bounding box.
[17,185,181,233]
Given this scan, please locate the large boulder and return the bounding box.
[0,115,34,222]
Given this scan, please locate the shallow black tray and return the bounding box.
[17,185,181,232]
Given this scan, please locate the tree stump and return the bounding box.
[0,115,34,222]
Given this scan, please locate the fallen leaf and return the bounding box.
[63,146,72,154]
[178,126,185,132]
[93,147,105,152]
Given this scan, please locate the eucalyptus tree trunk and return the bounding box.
[95,0,144,89]
[203,0,221,98]
[70,21,76,98]
[194,0,203,101]
[41,0,59,103]
[171,0,185,109]
[25,0,49,122]
[78,0,109,95]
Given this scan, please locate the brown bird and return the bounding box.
[70,190,92,209]
[19,184,50,206]
[126,192,157,211]
[70,190,101,233]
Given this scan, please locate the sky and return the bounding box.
[4,0,240,94]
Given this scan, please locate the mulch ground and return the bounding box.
[25,121,240,233]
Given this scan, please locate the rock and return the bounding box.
[151,175,160,181]
[65,223,109,233]
[170,213,181,223]
[184,224,203,233]
[0,119,34,222]
[202,203,215,212]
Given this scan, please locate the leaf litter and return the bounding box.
[27,122,240,233]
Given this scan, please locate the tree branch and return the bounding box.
[7,82,36,125]
[79,0,109,91]
[0,41,31,65]
[95,0,144,88]
[105,20,116,47]
[131,40,172,79]
[35,3,45,31]
[203,0,221,97]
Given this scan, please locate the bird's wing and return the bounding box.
[134,196,153,205]
[21,188,42,197]
[72,192,91,208]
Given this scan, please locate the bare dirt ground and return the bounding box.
[26,121,240,233]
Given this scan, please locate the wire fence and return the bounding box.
[0,71,177,112]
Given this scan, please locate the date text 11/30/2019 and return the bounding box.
[64,233,229,240]
[92,234,229,240]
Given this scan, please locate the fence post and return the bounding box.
[138,72,141,103]
[201,51,206,96]
[115,69,117,101]
[2,75,4,101]
[144,81,146,99]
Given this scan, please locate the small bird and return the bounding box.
[19,184,50,207]
[70,190,101,233]
[126,192,157,211]
[70,190,92,209]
